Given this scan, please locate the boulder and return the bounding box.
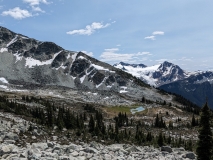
[4,132,19,141]
[161,146,173,153]
[32,143,48,151]
[125,146,142,153]
[185,152,196,159]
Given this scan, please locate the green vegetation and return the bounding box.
[197,102,213,160]
[1,94,211,154]
[105,106,138,114]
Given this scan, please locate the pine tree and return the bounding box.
[88,115,95,133]
[191,114,196,127]
[196,102,213,160]
[157,132,164,147]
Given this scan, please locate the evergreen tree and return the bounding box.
[89,115,95,133]
[191,114,196,127]
[157,132,164,147]
[196,102,213,160]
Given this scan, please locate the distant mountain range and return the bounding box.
[0,26,211,108]
[114,61,190,87]
[114,62,213,108]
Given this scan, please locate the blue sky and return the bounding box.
[0,0,213,71]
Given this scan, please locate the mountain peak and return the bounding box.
[114,62,147,68]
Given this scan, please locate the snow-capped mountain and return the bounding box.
[1,26,174,105]
[0,26,130,91]
[114,61,190,86]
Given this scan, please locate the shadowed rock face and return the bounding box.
[70,59,90,77]
[92,72,105,85]
[160,71,213,108]
[0,27,16,44]
[51,51,68,68]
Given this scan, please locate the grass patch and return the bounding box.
[104,106,141,115]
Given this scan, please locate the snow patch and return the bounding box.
[67,53,71,59]
[119,86,128,93]
[0,77,8,84]
[21,36,29,39]
[92,64,110,71]
[7,35,18,47]
[0,48,8,53]
[71,76,76,80]
[25,51,62,68]
[78,56,86,60]
[13,52,23,63]
[0,85,7,89]
[71,52,78,61]
[80,75,86,83]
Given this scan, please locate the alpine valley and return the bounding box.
[0,26,203,159]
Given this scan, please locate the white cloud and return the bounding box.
[144,36,155,40]
[155,59,167,63]
[81,51,93,57]
[67,22,111,36]
[100,48,151,63]
[23,0,49,6]
[32,6,44,12]
[104,48,119,52]
[152,31,164,35]
[2,7,32,19]
[23,0,49,13]
[145,31,164,40]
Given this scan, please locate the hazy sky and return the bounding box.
[0,0,213,71]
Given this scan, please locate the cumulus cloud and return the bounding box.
[81,50,94,57]
[100,48,152,63]
[67,22,111,36]
[23,0,49,12]
[23,0,49,6]
[152,31,164,35]
[2,7,32,19]
[144,36,155,40]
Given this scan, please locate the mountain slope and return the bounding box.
[0,26,179,106]
[159,71,213,108]
[114,61,190,87]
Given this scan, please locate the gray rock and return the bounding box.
[185,152,196,159]
[161,146,173,153]
[32,143,48,151]
[125,146,141,153]
[59,156,70,160]
[4,132,19,141]
[71,151,79,157]
[47,142,55,148]
[83,147,98,153]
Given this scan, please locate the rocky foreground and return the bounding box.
[0,141,196,160]
[0,112,196,160]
